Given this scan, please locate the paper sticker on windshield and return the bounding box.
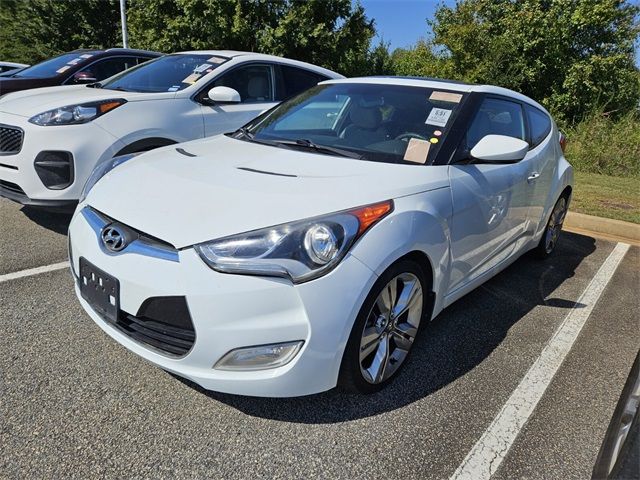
[56,66,71,74]
[168,85,180,92]
[67,57,83,65]
[429,91,463,103]
[80,54,93,59]
[193,63,211,74]
[425,108,452,127]
[403,138,431,164]
[182,73,202,84]
[208,57,226,64]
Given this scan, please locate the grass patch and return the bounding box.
[571,171,640,224]
[563,111,640,177]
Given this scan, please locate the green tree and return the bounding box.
[127,0,376,76]
[394,0,640,123]
[0,0,121,64]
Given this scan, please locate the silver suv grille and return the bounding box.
[0,124,24,154]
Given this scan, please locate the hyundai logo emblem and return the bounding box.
[101,225,127,252]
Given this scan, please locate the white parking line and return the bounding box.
[451,242,631,480]
[0,261,69,283]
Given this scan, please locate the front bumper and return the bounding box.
[0,111,124,204]
[69,205,378,397]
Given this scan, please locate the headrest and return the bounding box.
[349,104,382,130]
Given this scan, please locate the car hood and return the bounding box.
[86,135,450,248]
[0,85,172,117]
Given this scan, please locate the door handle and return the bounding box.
[527,172,540,183]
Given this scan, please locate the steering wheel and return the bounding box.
[395,132,428,142]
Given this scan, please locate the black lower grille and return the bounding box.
[114,297,195,356]
[0,179,26,196]
[0,125,24,154]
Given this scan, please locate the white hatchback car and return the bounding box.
[0,51,341,208]
[69,77,573,397]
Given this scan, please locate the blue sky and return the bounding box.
[358,0,640,66]
[357,0,453,50]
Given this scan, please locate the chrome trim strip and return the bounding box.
[81,207,179,263]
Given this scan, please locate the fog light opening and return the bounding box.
[214,341,304,371]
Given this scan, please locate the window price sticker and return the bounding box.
[425,108,452,127]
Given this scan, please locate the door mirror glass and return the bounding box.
[470,134,529,163]
[73,71,97,84]
[207,86,241,104]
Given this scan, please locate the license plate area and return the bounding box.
[79,257,119,323]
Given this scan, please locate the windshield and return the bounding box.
[243,83,467,165]
[11,52,98,78]
[101,54,228,93]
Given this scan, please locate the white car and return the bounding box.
[0,61,29,75]
[0,51,341,208]
[69,77,573,397]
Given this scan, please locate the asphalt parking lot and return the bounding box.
[1,197,638,479]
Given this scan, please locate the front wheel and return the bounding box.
[339,260,429,394]
[534,195,568,259]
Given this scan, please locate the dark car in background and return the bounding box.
[0,48,161,95]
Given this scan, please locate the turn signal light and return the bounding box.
[351,200,394,235]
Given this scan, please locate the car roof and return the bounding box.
[176,50,344,78]
[70,48,162,57]
[322,76,549,114]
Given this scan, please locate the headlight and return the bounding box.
[29,99,126,126]
[195,200,393,283]
[78,153,140,203]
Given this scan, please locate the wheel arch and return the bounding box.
[114,137,178,156]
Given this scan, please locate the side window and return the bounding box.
[81,57,137,81]
[466,97,526,149]
[525,104,551,147]
[212,65,273,103]
[279,65,327,100]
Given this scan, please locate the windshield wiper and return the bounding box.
[234,126,254,139]
[86,82,102,89]
[274,138,363,159]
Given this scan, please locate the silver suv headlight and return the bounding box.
[29,99,126,126]
[195,200,393,283]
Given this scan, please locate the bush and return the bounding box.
[563,111,640,178]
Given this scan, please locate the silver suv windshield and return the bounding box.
[243,83,467,165]
[100,54,228,93]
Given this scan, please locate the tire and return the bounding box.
[338,259,430,394]
[534,195,568,259]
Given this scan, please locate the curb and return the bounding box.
[564,212,640,246]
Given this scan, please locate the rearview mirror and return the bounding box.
[470,134,529,163]
[207,86,241,104]
[73,71,97,84]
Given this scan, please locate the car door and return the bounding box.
[523,104,556,233]
[201,63,278,136]
[447,96,535,293]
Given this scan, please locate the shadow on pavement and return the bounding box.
[20,206,73,235]
[179,231,597,423]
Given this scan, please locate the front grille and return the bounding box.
[0,179,26,196]
[114,297,195,356]
[0,125,24,154]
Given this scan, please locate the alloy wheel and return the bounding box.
[359,272,423,384]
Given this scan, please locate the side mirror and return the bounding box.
[470,134,529,163]
[207,86,241,104]
[73,71,97,84]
